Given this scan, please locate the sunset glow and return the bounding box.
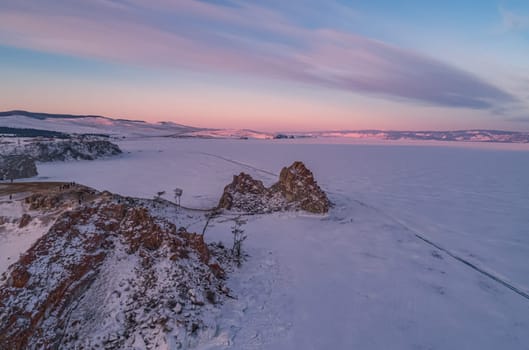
[1,0,528,131]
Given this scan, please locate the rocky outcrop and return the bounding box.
[17,214,31,228]
[218,161,330,214]
[273,161,330,213]
[0,192,230,350]
[218,173,277,213]
[0,139,122,163]
[24,185,97,211]
[0,155,38,180]
[23,139,122,161]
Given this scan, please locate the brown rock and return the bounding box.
[217,161,330,214]
[218,173,267,210]
[10,265,30,288]
[143,230,163,251]
[0,191,223,349]
[18,214,32,228]
[273,161,330,214]
[180,232,210,263]
[209,263,225,279]
[25,193,61,210]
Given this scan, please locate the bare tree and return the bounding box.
[231,217,247,267]
[174,188,183,208]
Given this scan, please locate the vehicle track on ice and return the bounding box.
[348,197,529,302]
[194,152,529,302]
[194,152,278,177]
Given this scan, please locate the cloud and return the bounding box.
[0,0,517,109]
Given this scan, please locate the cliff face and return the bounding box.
[1,138,122,162]
[0,190,230,350]
[22,139,122,161]
[218,161,330,214]
[0,138,121,179]
[0,155,38,180]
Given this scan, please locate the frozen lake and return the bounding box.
[36,138,529,349]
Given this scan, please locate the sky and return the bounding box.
[1,0,529,131]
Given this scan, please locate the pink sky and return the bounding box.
[1,0,528,131]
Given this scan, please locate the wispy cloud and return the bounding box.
[0,0,517,110]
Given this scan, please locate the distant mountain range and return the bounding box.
[0,110,203,138]
[300,129,529,143]
[1,110,528,143]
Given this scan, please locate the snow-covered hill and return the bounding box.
[182,129,273,140]
[305,129,529,143]
[0,183,234,349]
[0,111,203,138]
[2,110,529,143]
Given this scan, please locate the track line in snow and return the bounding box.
[195,152,278,177]
[412,234,529,301]
[349,197,529,302]
[187,153,529,301]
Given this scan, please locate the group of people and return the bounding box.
[58,182,77,191]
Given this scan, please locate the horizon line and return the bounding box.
[1,109,527,135]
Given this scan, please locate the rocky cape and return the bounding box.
[0,155,38,181]
[218,161,330,214]
[0,138,122,179]
[5,138,122,162]
[0,184,232,349]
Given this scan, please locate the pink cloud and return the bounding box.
[0,0,517,109]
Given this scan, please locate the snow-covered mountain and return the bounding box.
[182,129,273,140]
[0,111,204,138]
[304,129,529,143]
[2,110,529,143]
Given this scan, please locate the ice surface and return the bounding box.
[30,137,529,349]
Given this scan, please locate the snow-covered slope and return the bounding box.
[26,137,529,349]
[3,111,529,143]
[299,129,529,143]
[0,183,234,349]
[183,129,273,139]
[0,112,202,138]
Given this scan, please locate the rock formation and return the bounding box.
[0,155,38,180]
[272,161,331,213]
[0,190,230,350]
[0,138,121,179]
[22,139,122,161]
[218,161,330,214]
[1,138,122,163]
